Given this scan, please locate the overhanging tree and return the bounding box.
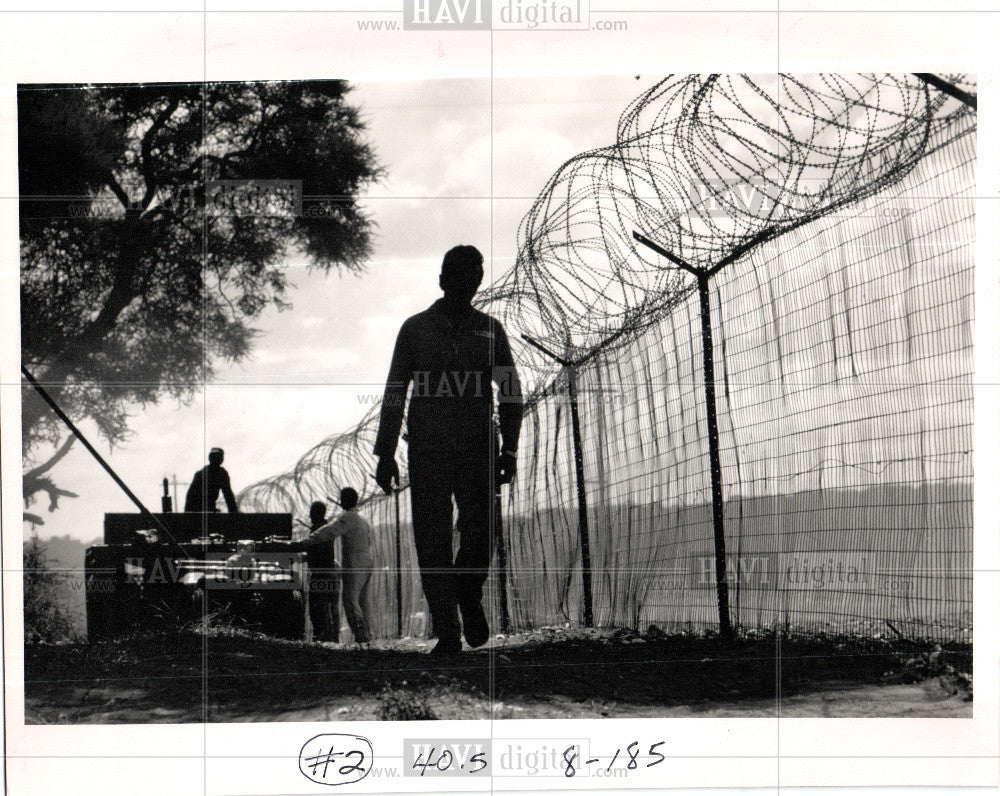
[20,81,382,519]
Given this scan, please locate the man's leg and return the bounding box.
[408,454,461,650]
[328,577,341,642]
[308,585,323,639]
[322,596,338,642]
[343,569,372,643]
[309,584,336,642]
[453,449,495,648]
[359,571,373,640]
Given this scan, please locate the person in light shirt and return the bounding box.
[310,488,374,643]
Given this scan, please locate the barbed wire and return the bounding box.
[239,73,975,519]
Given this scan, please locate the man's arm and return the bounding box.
[294,522,342,552]
[183,470,201,512]
[373,321,413,459]
[493,323,523,456]
[221,469,239,513]
[312,520,347,542]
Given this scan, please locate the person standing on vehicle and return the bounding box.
[373,245,523,655]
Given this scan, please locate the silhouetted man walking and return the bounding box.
[184,447,239,513]
[375,245,523,655]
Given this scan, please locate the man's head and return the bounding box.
[309,500,327,525]
[439,245,484,303]
[208,447,224,466]
[340,487,359,511]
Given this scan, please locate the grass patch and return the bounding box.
[376,685,437,721]
[23,625,972,723]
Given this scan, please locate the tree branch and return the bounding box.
[105,171,130,209]
[140,95,180,212]
[21,222,147,434]
[23,473,79,512]
[24,435,77,481]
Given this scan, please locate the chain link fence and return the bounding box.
[242,75,975,642]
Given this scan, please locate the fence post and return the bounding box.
[566,364,595,627]
[913,73,977,109]
[631,233,733,638]
[494,487,512,632]
[696,273,733,638]
[394,488,403,638]
[521,334,595,627]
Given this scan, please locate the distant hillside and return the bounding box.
[40,534,98,572]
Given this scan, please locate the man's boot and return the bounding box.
[459,597,489,648]
[427,598,462,655]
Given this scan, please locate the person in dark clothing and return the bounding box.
[184,447,239,513]
[309,501,328,530]
[307,489,374,643]
[374,245,523,655]
[296,500,342,643]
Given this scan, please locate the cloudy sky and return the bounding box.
[27,74,652,543]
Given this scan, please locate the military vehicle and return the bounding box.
[85,510,313,640]
[21,366,316,642]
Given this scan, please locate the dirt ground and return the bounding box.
[24,627,972,724]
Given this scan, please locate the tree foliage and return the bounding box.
[19,80,382,513]
[23,535,80,644]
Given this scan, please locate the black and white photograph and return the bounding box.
[2,4,998,795]
[14,69,978,718]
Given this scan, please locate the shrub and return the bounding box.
[376,685,437,721]
[23,534,78,644]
